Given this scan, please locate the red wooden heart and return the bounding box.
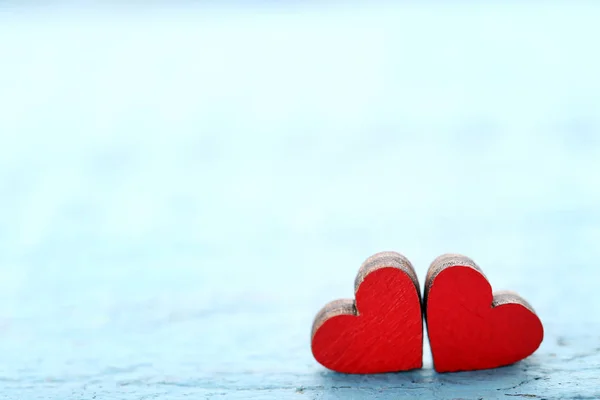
[311,252,423,374]
[425,254,544,373]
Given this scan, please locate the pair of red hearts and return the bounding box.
[311,252,544,373]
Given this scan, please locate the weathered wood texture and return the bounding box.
[1,4,600,399]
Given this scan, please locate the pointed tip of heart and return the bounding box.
[432,308,544,373]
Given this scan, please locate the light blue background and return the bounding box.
[1,3,599,399]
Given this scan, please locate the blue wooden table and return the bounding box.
[1,3,599,399]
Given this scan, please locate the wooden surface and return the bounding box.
[1,3,600,399]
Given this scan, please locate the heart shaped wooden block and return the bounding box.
[425,254,544,373]
[311,252,423,374]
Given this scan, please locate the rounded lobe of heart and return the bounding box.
[311,267,423,374]
[426,266,544,373]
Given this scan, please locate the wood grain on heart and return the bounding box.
[311,251,423,374]
[425,254,544,373]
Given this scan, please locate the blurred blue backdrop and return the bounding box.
[0,3,599,399]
